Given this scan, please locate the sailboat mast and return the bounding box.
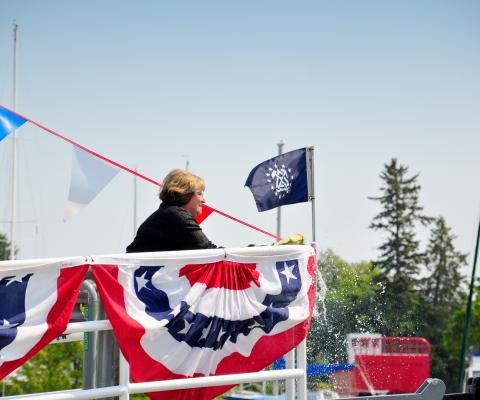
[10,22,18,260]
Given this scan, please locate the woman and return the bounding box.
[126,169,217,253]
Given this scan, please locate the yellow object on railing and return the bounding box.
[276,233,305,245]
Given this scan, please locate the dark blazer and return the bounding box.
[126,203,217,253]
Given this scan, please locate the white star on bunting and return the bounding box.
[280,263,297,284]
[5,275,24,286]
[135,272,150,292]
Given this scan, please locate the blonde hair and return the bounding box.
[159,169,205,205]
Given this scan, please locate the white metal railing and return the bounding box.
[1,246,313,400]
[4,320,307,400]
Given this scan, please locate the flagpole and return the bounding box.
[295,146,316,400]
[307,146,316,243]
[10,22,18,261]
[276,140,284,239]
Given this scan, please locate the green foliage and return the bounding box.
[376,275,425,336]
[4,342,83,395]
[422,216,467,309]
[0,232,12,261]
[442,279,480,390]
[367,159,469,392]
[131,394,151,399]
[414,217,468,390]
[369,158,432,281]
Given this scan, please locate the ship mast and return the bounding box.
[10,22,18,260]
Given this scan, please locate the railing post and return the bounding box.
[297,338,307,400]
[96,300,119,399]
[119,352,130,400]
[82,279,99,390]
[285,348,296,400]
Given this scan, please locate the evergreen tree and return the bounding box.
[369,158,431,281]
[417,216,467,390]
[0,232,12,261]
[423,216,467,309]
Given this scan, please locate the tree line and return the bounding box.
[308,158,471,392]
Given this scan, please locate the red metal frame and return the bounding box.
[353,337,431,394]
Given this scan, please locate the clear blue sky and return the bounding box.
[0,1,479,272]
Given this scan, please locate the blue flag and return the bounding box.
[0,107,27,142]
[245,147,310,212]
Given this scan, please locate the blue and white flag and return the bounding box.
[0,258,88,379]
[0,107,27,142]
[245,147,311,212]
[92,246,316,400]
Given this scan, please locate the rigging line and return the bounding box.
[0,104,283,241]
[207,205,281,241]
[0,105,160,187]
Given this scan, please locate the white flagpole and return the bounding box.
[10,22,18,261]
[296,146,316,400]
[306,146,316,243]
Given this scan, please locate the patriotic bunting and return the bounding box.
[0,258,88,379]
[92,246,316,400]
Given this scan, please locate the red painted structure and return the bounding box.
[353,337,431,394]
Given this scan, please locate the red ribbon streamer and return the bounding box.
[0,104,283,241]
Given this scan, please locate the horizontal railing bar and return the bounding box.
[2,369,305,400]
[2,385,127,400]
[128,368,305,393]
[63,320,112,335]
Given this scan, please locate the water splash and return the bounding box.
[314,269,328,324]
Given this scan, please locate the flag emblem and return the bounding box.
[266,164,294,199]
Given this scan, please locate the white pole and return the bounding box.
[285,349,296,400]
[276,140,284,239]
[10,22,18,261]
[119,353,130,400]
[300,147,316,400]
[307,146,316,243]
[297,339,307,400]
[128,369,304,394]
